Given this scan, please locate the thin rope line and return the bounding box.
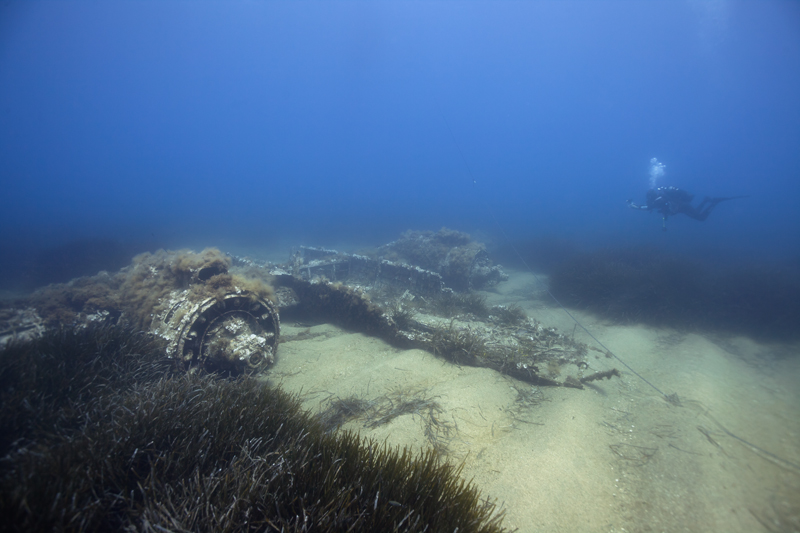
[441,109,664,395]
[487,209,667,397]
[439,110,799,473]
[486,202,800,472]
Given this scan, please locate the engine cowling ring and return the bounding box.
[174,292,279,373]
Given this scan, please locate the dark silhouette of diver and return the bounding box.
[627,186,747,231]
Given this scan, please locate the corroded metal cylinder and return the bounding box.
[152,290,279,373]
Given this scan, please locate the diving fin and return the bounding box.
[713,195,749,203]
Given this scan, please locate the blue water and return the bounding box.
[1,1,798,271]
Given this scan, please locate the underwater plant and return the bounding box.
[282,278,402,342]
[318,394,376,432]
[429,319,487,366]
[388,301,416,330]
[491,304,527,326]
[319,389,455,454]
[0,324,175,459]
[435,290,490,319]
[118,247,276,329]
[0,324,505,532]
[27,248,277,332]
[378,228,506,291]
[382,228,472,272]
[549,246,800,340]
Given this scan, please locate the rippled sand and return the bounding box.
[266,269,800,532]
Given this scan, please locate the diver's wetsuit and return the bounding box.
[627,186,745,230]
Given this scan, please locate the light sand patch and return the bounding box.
[265,271,800,532]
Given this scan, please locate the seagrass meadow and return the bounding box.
[547,246,800,341]
[0,325,504,532]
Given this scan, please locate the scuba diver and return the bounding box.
[627,186,747,231]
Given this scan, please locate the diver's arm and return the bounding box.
[626,199,649,210]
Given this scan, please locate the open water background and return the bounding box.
[1,1,798,281]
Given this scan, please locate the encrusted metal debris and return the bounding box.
[152,290,279,373]
[0,229,619,388]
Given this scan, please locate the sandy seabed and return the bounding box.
[264,270,800,533]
